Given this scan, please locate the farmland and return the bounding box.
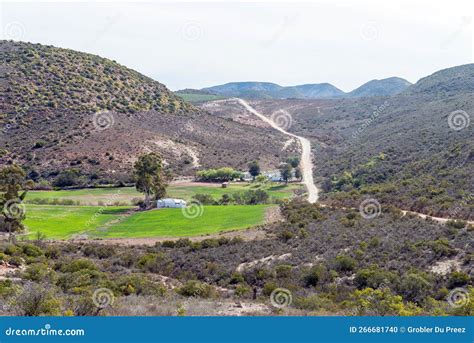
[26,182,302,206]
[23,204,272,240]
[21,182,295,240]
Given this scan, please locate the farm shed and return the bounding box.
[156,198,186,208]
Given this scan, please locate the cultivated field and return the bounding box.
[26,182,302,205]
[23,204,272,240]
[21,182,296,240]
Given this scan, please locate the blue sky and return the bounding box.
[1,0,472,91]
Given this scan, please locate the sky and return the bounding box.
[0,0,473,91]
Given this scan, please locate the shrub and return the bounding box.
[447,271,470,288]
[22,263,51,282]
[334,255,357,272]
[303,264,332,288]
[177,280,214,298]
[60,259,97,273]
[398,272,432,302]
[13,283,61,316]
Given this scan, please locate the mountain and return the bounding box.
[347,77,411,98]
[200,79,410,99]
[276,83,345,99]
[202,82,345,99]
[202,82,282,99]
[0,41,296,184]
[237,64,473,220]
[404,64,474,96]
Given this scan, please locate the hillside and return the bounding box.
[404,64,474,96]
[347,77,411,98]
[233,64,473,220]
[0,41,297,184]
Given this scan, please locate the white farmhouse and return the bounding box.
[156,198,186,209]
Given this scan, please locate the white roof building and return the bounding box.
[156,198,186,208]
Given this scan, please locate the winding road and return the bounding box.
[235,98,319,203]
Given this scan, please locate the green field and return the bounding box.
[23,205,132,239]
[23,204,271,240]
[27,182,302,206]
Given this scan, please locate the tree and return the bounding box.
[294,167,302,181]
[248,161,260,179]
[287,156,300,168]
[0,165,33,237]
[254,175,268,184]
[133,153,168,207]
[279,163,292,183]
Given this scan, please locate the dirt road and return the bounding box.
[235,98,319,203]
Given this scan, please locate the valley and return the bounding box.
[0,40,472,318]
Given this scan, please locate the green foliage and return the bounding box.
[334,254,357,272]
[398,271,433,303]
[303,264,332,288]
[2,41,191,115]
[0,164,32,233]
[286,156,300,168]
[355,267,399,290]
[13,283,61,316]
[134,153,168,205]
[279,163,292,183]
[196,167,243,182]
[248,161,261,178]
[60,259,97,273]
[52,169,83,188]
[352,287,422,316]
[447,271,470,288]
[177,280,214,298]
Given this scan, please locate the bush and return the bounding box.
[13,283,61,316]
[303,264,332,288]
[398,272,432,302]
[334,255,357,272]
[354,267,399,290]
[60,259,97,273]
[447,271,470,288]
[177,280,214,298]
[20,244,44,257]
[53,169,81,187]
[22,263,51,282]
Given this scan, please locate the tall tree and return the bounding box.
[279,163,292,184]
[0,165,33,237]
[248,161,261,179]
[133,153,168,208]
[294,167,302,181]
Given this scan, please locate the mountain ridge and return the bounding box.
[193,77,412,99]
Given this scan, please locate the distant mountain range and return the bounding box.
[180,77,413,99]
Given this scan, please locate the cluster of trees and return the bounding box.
[248,157,302,184]
[196,167,243,182]
[279,156,302,183]
[192,189,269,205]
[0,164,33,235]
